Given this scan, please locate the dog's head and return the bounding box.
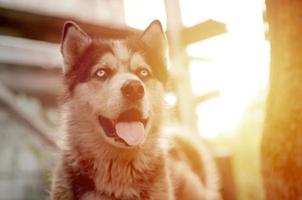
[61,20,168,149]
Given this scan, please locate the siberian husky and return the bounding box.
[51,20,221,200]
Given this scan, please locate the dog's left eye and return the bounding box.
[137,68,150,78]
[95,69,110,79]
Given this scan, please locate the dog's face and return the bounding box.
[61,21,168,149]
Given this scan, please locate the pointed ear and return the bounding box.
[61,21,92,73]
[141,20,168,50]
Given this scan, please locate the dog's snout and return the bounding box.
[121,80,144,101]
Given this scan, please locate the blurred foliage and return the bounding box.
[212,91,266,200]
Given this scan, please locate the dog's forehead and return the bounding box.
[96,40,150,71]
[111,40,131,61]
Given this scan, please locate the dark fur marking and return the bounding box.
[140,190,150,199]
[126,38,168,84]
[107,160,113,183]
[65,158,95,200]
[64,40,113,93]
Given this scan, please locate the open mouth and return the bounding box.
[98,109,148,146]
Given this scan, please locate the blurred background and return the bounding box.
[0,0,270,199]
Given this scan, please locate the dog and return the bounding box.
[51,20,221,200]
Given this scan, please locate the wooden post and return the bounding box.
[164,0,198,133]
[261,0,302,199]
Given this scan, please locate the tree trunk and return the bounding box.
[262,0,302,199]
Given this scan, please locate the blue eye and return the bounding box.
[95,68,110,79]
[138,68,150,78]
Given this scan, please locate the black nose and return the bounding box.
[121,80,144,101]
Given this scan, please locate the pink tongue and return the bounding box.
[115,122,145,146]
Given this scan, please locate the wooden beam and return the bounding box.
[194,90,220,105]
[0,35,61,68]
[182,20,227,45]
[0,6,140,43]
[0,6,226,46]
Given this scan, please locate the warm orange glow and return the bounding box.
[124,0,269,139]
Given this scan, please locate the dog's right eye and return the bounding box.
[95,68,110,79]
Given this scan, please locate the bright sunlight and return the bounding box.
[124,0,269,139]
